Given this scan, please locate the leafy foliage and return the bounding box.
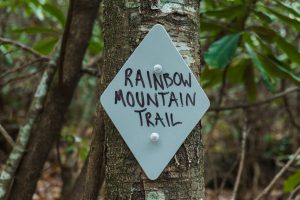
[201,0,300,196]
[204,33,242,69]
[284,169,300,192]
[201,0,300,98]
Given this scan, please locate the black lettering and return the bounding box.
[163,73,173,88]
[182,73,192,87]
[136,69,145,88]
[136,91,145,107]
[168,92,178,107]
[173,72,182,86]
[153,74,164,90]
[186,92,196,106]
[146,112,154,127]
[114,90,126,107]
[126,91,135,107]
[179,92,184,107]
[155,113,165,127]
[125,68,133,87]
[146,93,158,107]
[134,108,147,126]
[165,112,171,127]
[157,92,169,106]
[171,113,182,126]
[147,71,153,89]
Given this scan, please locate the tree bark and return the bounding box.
[103,0,205,199]
[80,110,105,200]
[8,0,101,199]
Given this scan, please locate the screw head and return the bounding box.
[150,132,159,142]
[153,64,163,74]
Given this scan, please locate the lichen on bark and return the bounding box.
[0,62,57,200]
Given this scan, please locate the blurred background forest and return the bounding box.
[0,0,300,199]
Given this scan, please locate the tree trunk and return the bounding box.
[103,0,205,199]
[8,0,101,199]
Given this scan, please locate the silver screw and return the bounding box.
[150,132,159,142]
[153,64,163,74]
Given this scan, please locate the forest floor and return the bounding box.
[30,160,300,200]
[0,150,299,199]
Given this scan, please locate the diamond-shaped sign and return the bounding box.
[100,24,210,180]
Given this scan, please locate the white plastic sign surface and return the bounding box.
[100,24,210,180]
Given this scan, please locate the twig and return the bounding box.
[204,66,229,154]
[0,124,15,147]
[81,67,100,77]
[287,184,300,200]
[209,87,299,112]
[204,66,229,193]
[81,53,103,77]
[0,37,50,60]
[231,116,249,200]
[217,159,238,199]
[0,69,44,88]
[0,58,47,80]
[283,94,300,130]
[254,147,300,200]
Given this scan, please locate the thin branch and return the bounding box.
[204,66,229,155]
[210,87,299,112]
[0,37,50,60]
[81,53,103,77]
[204,67,229,193]
[0,58,46,80]
[0,124,15,147]
[283,94,300,130]
[254,147,300,200]
[231,117,249,200]
[287,184,300,200]
[0,69,44,88]
[217,160,238,199]
[85,53,103,69]
[81,67,99,77]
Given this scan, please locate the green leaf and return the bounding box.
[0,45,13,65]
[201,5,246,20]
[251,25,300,65]
[204,32,242,69]
[33,37,58,55]
[284,169,300,193]
[274,35,300,65]
[88,37,103,54]
[12,27,54,34]
[253,11,272,24]
[250,26,276,43]
[201,67,223,88]
[228,58,250,84]
[264,6,300,32]
[200,18,223,32]
[257,53,300,87]
[244,41,275,92]
[244,65,257,101]
[43,3,65,26]
[275,0,300,18]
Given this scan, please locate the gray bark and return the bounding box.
[103,0,205,199]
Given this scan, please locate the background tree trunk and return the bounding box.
[103,0,205,199]
[8,0,101,199]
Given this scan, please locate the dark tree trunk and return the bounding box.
[103,0,205,199]
[8,0,101,199]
